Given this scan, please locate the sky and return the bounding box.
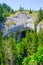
[0,0,43,10]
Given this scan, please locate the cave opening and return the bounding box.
[21,31,26,38]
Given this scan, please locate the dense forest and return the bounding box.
[0,3,43,65]
[0,3,15,22]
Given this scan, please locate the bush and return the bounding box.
[29,9,32,14]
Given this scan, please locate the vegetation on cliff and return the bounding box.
[0,3,43,65]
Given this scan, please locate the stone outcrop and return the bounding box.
[3,12,34,36]
[37,21,43,33]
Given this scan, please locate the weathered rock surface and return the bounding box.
[0,12,35,36]
[37,21,43,33]
[3,12,34,36]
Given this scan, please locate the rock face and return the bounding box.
[0,23,5,30]
[37,21,43,33]
[3,12,34,36]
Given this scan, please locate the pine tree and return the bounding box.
[38,8,43,22]
[29,9,32,14]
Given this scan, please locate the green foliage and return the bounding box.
[0,3,14,23]
[19,6,24,12]
[2,3,14,14]
[3,12,9,17]
[0,4,4,22]
[0,33,7,65]
[0,29,43,65]
[0,5,43,65]
[29,9,32,14]
[25,31,38,55]
[33,46,43,65]
[22,46,43,65]
[38,30,43,49]
[22,57,31,65]
[38,8,43,22]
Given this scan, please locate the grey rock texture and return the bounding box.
[37,21,43,33]
[3,12,34,36]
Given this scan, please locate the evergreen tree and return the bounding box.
[0,4,4,22]
[19,6,24,12]
[29,9,32,14]
[38,7,43,22]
